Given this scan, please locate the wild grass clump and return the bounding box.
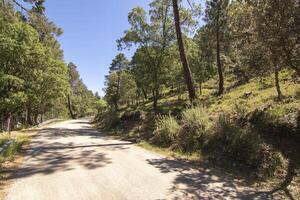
[0,133,29,164]
[177,107,212,152]
[152,107,212,152]
[152,114,180,147]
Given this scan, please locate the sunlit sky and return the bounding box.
[44,1,204,96]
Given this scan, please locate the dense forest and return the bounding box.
[96,0,300,195]
[0,0,99,133]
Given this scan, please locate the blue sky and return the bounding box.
[44,1,204,96]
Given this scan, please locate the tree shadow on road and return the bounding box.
[147,158,286,200]
[3,126,133,181]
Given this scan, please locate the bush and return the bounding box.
[94,110,120,130]
[213,114,262,164]
[120,110,145,122]
[212,114,284,178]
[177,107,212,152]
[152,115,180,147]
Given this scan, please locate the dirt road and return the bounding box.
[5,119,275,200]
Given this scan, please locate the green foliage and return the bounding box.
[104,72,121,110]
[152,115,180,147]
[95,99,107,113]
[152,107,212,152]
[117,0,200,108]
[120,110,145,122]
[0,3,95,130]
[211,114,286,178]
[119,71,137,106]
[95,110,120,130]
[0,11,69,124]
[104,54,131,110]
[177,107,211,152]
[67,62,98,118]
[213,115,262,162]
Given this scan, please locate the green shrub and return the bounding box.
[152,115,180,147]
[212,114,284,178]
[213,114,262,164]
[94,110,120,130]
[120,110,145,122]
[177,107,212,152]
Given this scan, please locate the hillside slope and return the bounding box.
[95,71,300,199]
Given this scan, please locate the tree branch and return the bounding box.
[12,0,30,13]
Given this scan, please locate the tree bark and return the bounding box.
[117,73,121,104]
[114,100,118,111]
[7,113,11,135]
[34,114,38,125]
[67,95,75,119]
[152,89,159,110]
[142,88,148,100]
[216,7,224,96]
[0,114,3,131]
[26,107,33,126]
[172,0,197,103]
[199,82,202,96]
[275,68,282,101]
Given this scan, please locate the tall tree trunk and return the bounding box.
[0,114,3,131]
[7,112,11,135]
[114,101,118,111]
[117,73,121,103]
[216,8,224,96]
[275,68,282,101]
[67,95,75,119]
[142,88,148,100]
[172,0,197,103]
[26,107,33,126]
[34,114,38,125]
[152,90,159,110]
[199,81,202,96]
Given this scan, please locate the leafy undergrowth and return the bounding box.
[0,133,30,165]
[94,71,300,198]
